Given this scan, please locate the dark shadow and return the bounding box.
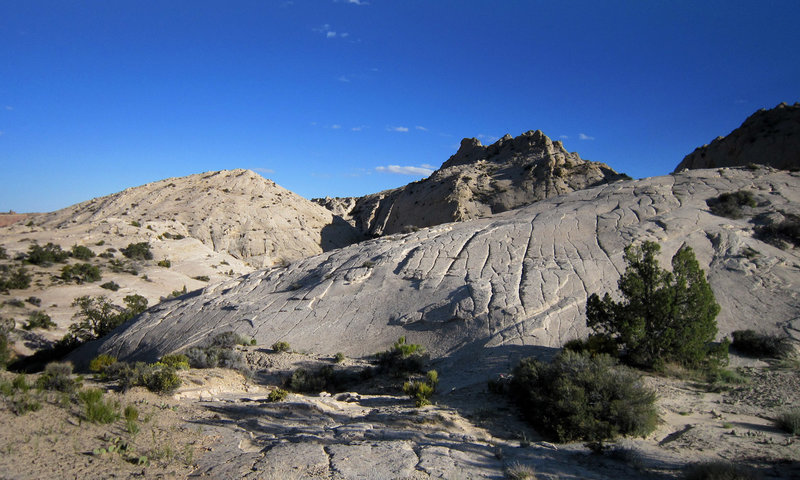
[319,215,364,252]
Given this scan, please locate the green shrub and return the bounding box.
[0,266,32,291]
[402,369,439,407]
[731,330,794,358]
[267,388,288,402]
[100,281,120,291]
[0,318,15,369]
[89,354,118,373]
[168,285,187,298]
[775,408,800,435]
[193,275,210,282]
[10,394,41,415]
[586,241,723,369]
[755,213,800,249]
[185,346,246,371]
[159,353,190,370]
[334,352,346,363]
[36,362,81,393]
[121,242,153,261]
[61,295,148,347]
[12,374,30,392]
[562,334,618,356]
[23,311,56,330]
[376,337,427,376]
[271,341,291,353]
[286,365,362,393]
[510,350,658,443]
[25,296,42,307]
[102,361,181,394]
[210,331,251,348]
[144,368,181,394]
[684,460,760,480]
[124,405,140,435]
[70,245,95,260]
[26,243,69,266]
[157,259,171,268]
[79,388,119,424]
[61,263,102,283]
[706,190,757,219]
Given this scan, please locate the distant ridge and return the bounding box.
[675,102,800,172]
[315,130,628,236]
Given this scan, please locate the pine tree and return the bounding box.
[586,241,723,368]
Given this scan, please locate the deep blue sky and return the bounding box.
[1,1,799,212]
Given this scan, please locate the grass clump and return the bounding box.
[100,281,120,291]
[158,353,190,370]
[23,311,56,330]
[79,388,119,424]
[706,190,757,219]
[267,388,288,402]
[684,460,760,480]
[402,369,438,407]
[376,337,427,376]
[775,408,800,435]
[509,350,658,443]
[124,405,140,435]
[334,352,346,363]
[70,244,95,260]
[157,259,171,268]
[271,341,291,353]
[731,329,794,358]
[121,242,153,261]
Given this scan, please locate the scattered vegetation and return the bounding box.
[334,352,346,363]
[89,353,118,373]
[755,213,800,249]
[0,318,14,369]
[124,405,140,435]
[36,362,81,393]
[121,242,153,261]
[25,296,42,306]
[0,265,32,291]
[731,329,794,359]
[504,462,538,480]
[168,285,187,298]
[158,353,190,370]
[775,408,800,435]
[706,190,757,219]
[271,341,291,353]
[23,311,56,330]
[183,332,249,372]
[585,241,725,369]
[376,337,427,376]
[63,294,148,346]
[61,262,102,283]
[509,350,658,443]
[157,259,171,268]
[193,275,210,282]
[102,361,182,394]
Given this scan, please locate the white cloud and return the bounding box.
[387,126,409,132]
[578,133,595,140]
[415,126,428,131]
[4,106,12,111]
[477,134,499,143]
[252,167,275,174]
[376,165,434,176]
[336,0,369,4]
[338,75,350,83]
[316,24,348,39]
[559,135,569,139]
[327,31,337,38]
[351,125,367,131]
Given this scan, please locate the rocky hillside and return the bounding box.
[29,169,361,267]
[315,130,628,236]
[75,167,800,384]
[676,102,800,172]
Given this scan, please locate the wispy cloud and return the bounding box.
[559,135,569,140]
[336,0,369,4]
[477,134,499,143]
[338,75,350,83]
[331,124,342,129]
[415,126,428,131]
[4,106,12,111]
[316,24,348,38]
[252,167,275,174]
[376,165,434,176]
[387,126,409,132]
[578,133,595,140]
[351,125,367,131]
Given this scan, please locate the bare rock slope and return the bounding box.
[77,168,800,381]
[30,169,361,267]
[315,130,627,236]
[676,102,800,172]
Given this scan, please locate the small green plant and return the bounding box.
[334,352,346,363]
[775,408,800,435]
[157,259,171,268]
[89,353,118,373]
[168,285,187,298]
[403,369,439,407]
[271,341,291,353]
[722,422,734,429]
[267,388,288,402]
[124,405,140,435]
[193,275,210,282]
[100,281,120,291]
[12,374,30,392]
[23,311,56,330]
[505,462,538,480]
[25,296,42,307]
[376,337,427,376]
[79,388,120,424]
[60,263,102,283]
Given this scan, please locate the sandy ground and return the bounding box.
[1,348,798,479]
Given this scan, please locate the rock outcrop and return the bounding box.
[75,168,800,384]
[676,102,800,172]
[30,169,361,267]
[314,130,628,236]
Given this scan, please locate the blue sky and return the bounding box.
[1,1,799,212]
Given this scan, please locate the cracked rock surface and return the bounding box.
[74,168,800,388]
